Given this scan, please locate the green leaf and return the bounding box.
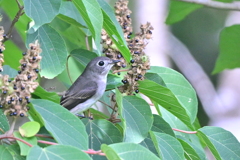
[140,134,159,157]
[138,79,193,129]
[97,0,131,62]
[1,65,18,78]
[166,0,203,25]
[149,66,198,124]
[150,131,185,160]
[4,143,25,160]
[177,137,207,160]
[145,72,166,86]
[27,24,68,79]
[0,145,13,160]
[31,99,88,150]
[27,145,91,160]
[13,131,37,156]
[2,40,22,70]
[198,126,240,160]
[151,114,175,137]
[213,25,240,73]
[33,86,60,104]
[109,143,159,160]
[23,0,61,31]
[58,1,87,28]
[70,48,98,72]
[82,119,122,160]
[101,144,121,160]
[0,110,9,133]
[72,0,103,53]
[122,96,153,143]
[106,74,122,90]
[19,121,40,137]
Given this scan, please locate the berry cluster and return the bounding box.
[101,0,133,70]
[0,26,5,72]
[102,0,153,95]
[0,40,41,117]
[119,22,153,95]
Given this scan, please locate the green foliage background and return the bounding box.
[0,0,240,160]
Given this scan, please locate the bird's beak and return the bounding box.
[110,59,121,64]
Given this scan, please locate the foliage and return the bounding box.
[0,0,240,160]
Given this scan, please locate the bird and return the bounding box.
[60,56,120,114]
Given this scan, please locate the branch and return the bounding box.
[174,0,240,11]
[0,136,33,147]
[172,128,197,134]
[2,0,24,43]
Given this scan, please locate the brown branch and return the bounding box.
[2,0,24,43]
[175,0,240,11]
[35,134,54,139]
[0,136,33,147]
[112,69,130,74]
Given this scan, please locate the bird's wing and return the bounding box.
[60,81,97,110]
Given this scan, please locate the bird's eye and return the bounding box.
[98,61,104,66]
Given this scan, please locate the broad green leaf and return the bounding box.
[106,74,122,90]
[166,0,203,25]
[0,110,9,133]
[23,0,61,31]
[27,24,68,79]
[109,143,159,160]
[97,0,131,62]
[70,48,98,72]
[1,65,18,78]
[2,40,22,70]
[214,0,233,2]
[138,79,193,129]
[101,144,121,160]
[19,121,40,137]
[27,145,91,160]
[4,143,25,160]
[33,86,60,104]
[13,131,37,156]
[72,0,103,53]
[151,114,175,137]
[59,1,87,28]
[149,66,198,124]
[140,134,159,157]
[177,137,207,160]
[213,25,240,73]
[82,119,122,160]
[150,131,184,160]
[0,145,13,160]
[31,99,88,150]
[198,126,240,160]
[145,72,166,86]
[122,96,153,143]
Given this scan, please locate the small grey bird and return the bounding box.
[60,56,120,114]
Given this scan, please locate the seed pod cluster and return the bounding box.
[0,40,41,117]
[119,22,153,95]
[101,0,153,95]
[0,26,5,72]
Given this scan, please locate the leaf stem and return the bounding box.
[172,128,197,134]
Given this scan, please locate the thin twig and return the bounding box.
[38,140,58,145]
[112,69,130,74]
[98,100,117,112]
[0,136,33,147]
[172,128,197,134]
[175,0,240,11]
[3,0,24,43]
[66,55,73,84]
[84,149,106,156]
[35,134,54,139]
